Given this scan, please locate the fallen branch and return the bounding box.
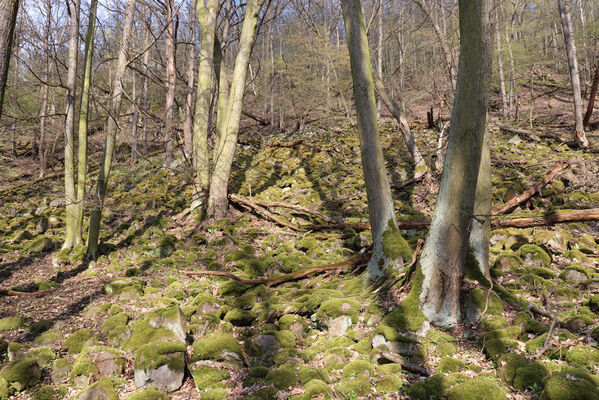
[0,288,54,297]
[534,316,557,360]
[492,161,568,215]
[230,195,335,223]
[499,125,541,142]
[379,352,431,376]
[182,253,368,287]
[229,195,302,231]
[492,208,599,228]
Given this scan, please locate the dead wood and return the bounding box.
[242,110,270,126]
[0,288,54,297]
[492,208,599,228]
[378,352,431,376]
[499,125,541,142]
[492,161,568,215]
[231,195,335,223]
[182,253,368,287]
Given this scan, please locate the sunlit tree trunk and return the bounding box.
[184,3,196,159]
[419,0,492,327]
[86,0,136,259]
[496,19,508,118]
[192,0,218,203]
[341,0,412,281]
[212,38,230,164]
[164,0,177,166]
[62,0,81,250]
[207,0,265,218]
[557,0,589,148]
[0,0,19,118]
[141,7,150,154]
[469,131,491,278]
[39,0,51,176]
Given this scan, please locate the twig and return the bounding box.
[0,288,54,297]
[535,317,557,360]
[379,352,430,376]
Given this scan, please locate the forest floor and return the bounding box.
[1,88,599,399]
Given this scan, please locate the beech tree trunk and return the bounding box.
[341,0,411,281]
[469,131,491,278]
[583,61,599,127]
[496,19,508,119]
[207,0,265,218]
[39,0,50,176]
[192,0,218,202]
[164,0,177,166]
[184,4,196,159]
[62,0,81,250]
[86,0,136,259]
[419,0,492,327]
[557,0,589,148]
[0,0,19,118]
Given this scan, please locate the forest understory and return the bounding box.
[1,83,599,400]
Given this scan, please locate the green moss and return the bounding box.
[223,309,255,326]
[514,312,548,334]
[342,360,375,379]
[513,361,548,391]
[28,320,53,336]
[201,388,228,400]
[191,332,242,362]
[28,347,56,366]
[353,338,371,354]
[447,376,508,400]
[265,364,298,390]
[0,358,41,393]
[316,298,361,323]
[190,366,229,390]
[134,342,185,372]
[279,314,308,334]
[32,385,68,400]
[301,379,333,399]
[0,317,24,332]
[64,329,94,354]
[379,363,402,375]
[376,374,403,393]
[498,353,527,383]
[380,266,426,332]
[297,237,318,251]
[100,313,130,334]
[467,288,504,315]
[73,377,119,400]
[528,266,556,279]
[481,316,508,331]
[565,345,599,367]
[525,329,577,355]
[437,357,465,373]
[125,386,170,400]
[336,376,371,397]
[436,342,457,357]
[382,222,413,261]
[297,365,328,385]
[517,244,551,267]
[540,371,599,400]
[123,320,177,352]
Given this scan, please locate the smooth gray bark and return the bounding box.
[419,0,493,327]
[0,0,19,118]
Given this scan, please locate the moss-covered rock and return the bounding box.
[125,386,170,400]
[0,317,24,332]
[447,376,508,400]
[31,385,68,400]
[70,346,126,387]
[146,307,188,342]
[134,342,185,392]
[316,299,361,324]
[223,308,256,326]
[191,332,243,367]
[0,358,41,394]
[498,353,528,383]
[201,388,228,400]
[72,377,119,400]
[336,376,371,397]
[437,357,465,373]
[342,360,375,379]
[540,371,599,400]
[565,345,599,367]
[65,329,95,354]
[100,313,130,334]
[265,363,298,390]
[123,320,178,352]
[517,244,551,267]
[189,365,229,390]
[296,379,333,399]
[28,347,56,367]
[513,361,548,392]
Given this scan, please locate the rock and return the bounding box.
[189,365,230,390]
[278,314,308,338]
[65,329,95,354]
[147,307,187,343]
[35,217,49,234]
[49,198,65,208]
[250,334,279,355]
[7,343,27,361]
[134,342,185,392]
[124,386,170,400]
[51,358,71,384]
[508,135,522,145]
[30,237,55,253]
[0,358,41,394]
[447,376,508,400]
[562,269,587,283]
[73,377,120,400]
[71,346,126,387]
[327,315,352,337]
[371,334,415,356]
[192,332,243,367]
[540,370,599,400]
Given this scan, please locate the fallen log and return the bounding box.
[492,208,599,228]
[378,352,431,376]
[230,194,335,223]
[182,253,369,287]
[499,125,541,142]
[0,288,54,297]
[492,161,568,215]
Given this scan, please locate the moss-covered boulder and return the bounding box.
[437,358,465,373]
[31,385,68,400]
[540,371,599,400]
[191,332,243,367]
[342,360,375,379]
[560,265,588,284]
[265,363,299,390]
[498,353,527,383]
[223,308,256,326]
[513,361,548,392]
[201,388,228,400]
[134,342,185,392]
[517,244,551,267]
[65,328,95,354]
[293,379,333,400]
[146,307,188,342]
[100,313,130,335]
[0,317,24,332]
[123,320,179,352]
[315,299,360,324]
[278,314,308,337]
[124,386,170,400]
[565,345,599,367]
[447,376,508,400]
[336,376,371,397]
[51,358,70,384]
[72,377,120,400]
[189,365,229,390]
[70,346,126,387]
[0,358,41,394]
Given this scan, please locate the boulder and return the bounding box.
[134,342,185,392]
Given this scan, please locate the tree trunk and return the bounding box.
[496,19,508,118]
[192,0,218,203]
[469,130,491,278]
[141,7,150,154]
[341,0,412,281]
[131,71,139,163]
[183,3,196,159]
[207,0,265,218]
[557,0,589,148]
[212,38,230,164]
[583,61,599,127]
[86,0,136,259]
[0,0,19,118]
[376,7,383,118]
[164,0,177,166]
[74,0,98,246]
[419,0,492,327]
[62,0,81,251]
[39,0,50,176]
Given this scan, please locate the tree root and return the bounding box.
[0,288,54,297]
[182,253,369,287]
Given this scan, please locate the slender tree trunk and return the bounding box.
[207,0,265,218]
[74,0,98,246]
[141,8,150,154]
[164,0,177,166]
[469,130,491,278]
[192,0,218,203]
[0,0,19,118]
[496,19,508,118]
[584,61,599,127]
[212,38,230,164]
[579,0,590,87]
[419,0,492,327]
[131,73,139,163]
[39,0,50,177]
[341,0,412,281]
[552,20,560,72]
[86,0,136,259]
[269,23,275,129]
[184,3,196,158]
[558,0,589,148]
[376,7,383,118]
[62,0,81,250]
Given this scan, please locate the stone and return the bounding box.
[49,198,65,208]
[71,346,126,387]
[0,358,41,393]
[371,334,415,357]
[147,307,188,343]
[74,377,119,400]
[562,269,587,283]
[134,342,185,392]
[328,315,352,337]
[51,358,70,384]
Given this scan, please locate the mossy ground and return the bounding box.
[0,114,598,399]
